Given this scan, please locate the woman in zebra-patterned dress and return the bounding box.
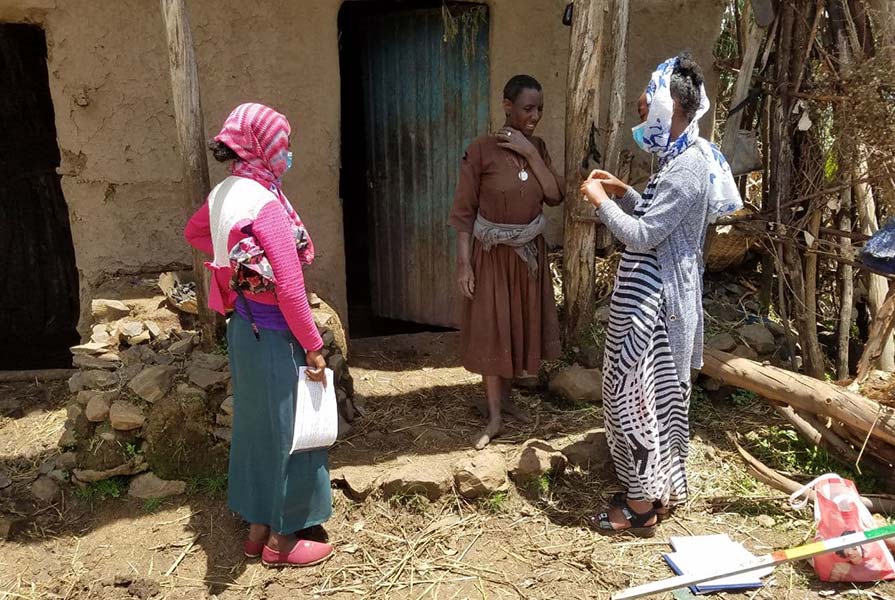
[580,53,741,537]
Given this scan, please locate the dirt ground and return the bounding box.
[2,331,895,600]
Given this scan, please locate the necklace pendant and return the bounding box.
[518,169,529,182]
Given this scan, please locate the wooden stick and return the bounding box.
[164,534,199,576]
[837,186,854,379]
[722,0,767,157]
[0,369,75,383]
[612,524,895,599]
[772,405,860,465]
[727,432,895,513]
[856,288,895,384]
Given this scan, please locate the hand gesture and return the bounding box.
[457,262,475,300]
[495,127,537,160]
[586,169,630,197]
[305,350,327,387]
[580,178,609,209]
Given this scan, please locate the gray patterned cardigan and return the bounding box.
[596,145,710,382]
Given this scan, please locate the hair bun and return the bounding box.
[208,139,239,163]
[675,52,705,88]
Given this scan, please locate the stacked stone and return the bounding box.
[308,293,356,424]
[58,292,354,500]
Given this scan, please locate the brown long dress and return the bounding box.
[448,134,563,378]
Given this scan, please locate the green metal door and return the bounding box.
[359,4,489,327]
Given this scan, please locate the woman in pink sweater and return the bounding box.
[185,103,333,568]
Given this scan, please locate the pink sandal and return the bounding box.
[244,539,265,558]
[261,540,333,568]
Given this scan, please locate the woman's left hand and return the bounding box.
[580,178,610,209]
[495,127,537,159]
[305,350,327,387]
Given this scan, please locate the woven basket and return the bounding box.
[704,208,756,272]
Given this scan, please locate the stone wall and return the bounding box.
[57,285,354,494]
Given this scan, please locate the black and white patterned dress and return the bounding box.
[602,177,691,506]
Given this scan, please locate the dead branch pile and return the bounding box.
[703,0,895,494]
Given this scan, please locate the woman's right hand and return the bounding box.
[457,262,475,300]
[587,169,630,197]
[305,350,327,386]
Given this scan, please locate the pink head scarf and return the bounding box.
[214,103,315,264]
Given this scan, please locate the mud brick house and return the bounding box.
[0,0,722,369]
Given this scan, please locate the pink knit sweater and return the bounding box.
[184,199,323,352]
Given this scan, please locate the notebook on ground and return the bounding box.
[663,534,772,594]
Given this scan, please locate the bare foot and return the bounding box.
[502,399,531,424]
[472,420,502,450]
[474,396,528,422]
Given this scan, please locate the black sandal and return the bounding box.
[590,502,658,538]
[608,492,674,523]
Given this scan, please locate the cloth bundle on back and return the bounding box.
[184,102,334,568]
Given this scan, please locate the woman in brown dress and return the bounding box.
[448,75,564,449]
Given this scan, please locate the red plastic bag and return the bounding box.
[790,474,895,582]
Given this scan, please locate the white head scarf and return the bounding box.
[643,57,742,222]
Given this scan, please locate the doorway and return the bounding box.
[0,24,79,369]
[338,1,490,337]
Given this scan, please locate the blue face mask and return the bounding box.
[285,151,293,171]
[631,122,648,152]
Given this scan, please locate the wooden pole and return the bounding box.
[855,149,895,371]
[160,0,218,347]
[561,0,608,343]
[595,0,629,250]
[856,286,895,383]
[720,0,766,157]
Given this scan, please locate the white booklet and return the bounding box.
[290,367,338,454]
[664,534,773,594]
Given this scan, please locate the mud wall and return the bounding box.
[0,0,722,338]
[614,0,726,186]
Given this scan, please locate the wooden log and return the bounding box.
[0,369,76,383]
[562,0,608,343]
[783,242,826,379]
[856,287,895,384]
[702,349,895,446]
[160,0,218,348]
[595,0,629,251]
[833,421,895,469]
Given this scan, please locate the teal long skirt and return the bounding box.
[226,313,332,534]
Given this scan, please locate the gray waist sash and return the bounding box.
[472,213,547,275]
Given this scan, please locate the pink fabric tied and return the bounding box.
[214,102,315,265]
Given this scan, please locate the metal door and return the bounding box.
[359,4,489,327]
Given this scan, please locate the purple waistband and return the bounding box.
[234,296,289,331]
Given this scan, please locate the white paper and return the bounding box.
[290,367,338,453]
[665,535,772,593]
